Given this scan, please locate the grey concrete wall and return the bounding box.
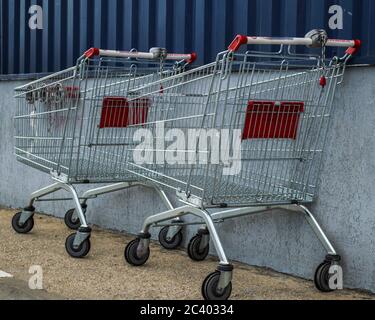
[1,67,375,293]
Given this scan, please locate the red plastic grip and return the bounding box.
[345,39,361,56]
[188,52,197,64]
[84,48,100,59]
[319,76,327,88]
[228,35,249,52]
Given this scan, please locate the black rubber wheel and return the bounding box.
[65,233,91,259]
[314,262,335,292]
[64,209,81,230]
[124,239,150,267]
[202,272,232,301]
[12,212,34,234]
[188,235,210,261]
[159,227,183,250]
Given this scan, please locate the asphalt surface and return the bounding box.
[0,278,62,300]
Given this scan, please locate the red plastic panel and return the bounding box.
[100,97,150,129]
[64,86,80,99]
[242,101,304,140]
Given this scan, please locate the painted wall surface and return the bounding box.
[1,0,375,78]
[1,66,374,293]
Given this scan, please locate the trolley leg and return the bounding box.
[61,184,89,229]
[153,187,174,211]
[189,209,233,294]
[27,182,64,208]
[62,184,92,258]
[12,183,63,233]
[153,187,184,245]
[209,204,338,256]
[289,205,338,256]
[62,184,91,247]
[79,182,139,211]
[80,182,138,200]
[290,205,342,292]
[139,206,229,265]
[125,206,233,299]
[64,182,141,230]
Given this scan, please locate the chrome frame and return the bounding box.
[123,42,353,296]
[14,48,191,248]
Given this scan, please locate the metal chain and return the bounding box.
[321,43,327,69]
[320,31,328,70]
[160,58,165,81]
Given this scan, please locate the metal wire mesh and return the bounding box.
[14,49,346,208]
[123,51,345,207]
[14,57,185,183]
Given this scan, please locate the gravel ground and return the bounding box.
[0,209,374,300]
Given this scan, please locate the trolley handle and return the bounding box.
[228,35,361,56]
[84,48,197,64]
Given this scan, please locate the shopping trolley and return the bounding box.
[121,30,361,300]
[12,47,197,258]
[60,48,197,252]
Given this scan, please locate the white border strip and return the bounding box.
[0,271,13,278]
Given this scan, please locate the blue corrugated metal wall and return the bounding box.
[1,0,374,76]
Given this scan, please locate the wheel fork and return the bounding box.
[19,207,35,225]
[137,233,152,258]
[217,264,234,293]
[73,228,92,250]
[165,219,184,241]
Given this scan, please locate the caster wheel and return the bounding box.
[202,272,232,301]
[159,227,183,250]
[188,235,209,261]
[125,239,150,267]
[65,233,91,259]
[314,262,335,292]
[64,209,81,230]
[12,212,34,234]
